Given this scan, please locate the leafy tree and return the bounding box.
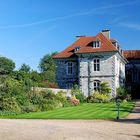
[41,71,56,83]
[13,70,28,81]
[13,70,32,92]
[19,63,31,73]
[30,70,42,83]
[39,52,57,72]
[0,56,15,75]
[0,77,29,107]
[39,52,58,83]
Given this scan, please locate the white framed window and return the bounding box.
[93,41,101,48]
[93,58,100,71]
[74,46,80,52]
[94,80,100,91]
[67,62,73,75]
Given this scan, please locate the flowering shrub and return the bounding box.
[87,91,110,103]
[70,97,80,106]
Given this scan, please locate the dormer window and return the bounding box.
[93,41,101,48]
[74,46,80,52]
[112,41,118,47]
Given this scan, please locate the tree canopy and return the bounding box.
[39,52,58,83]
[0,56,15,75]
[19,63,31,73]
[39,52,57,72]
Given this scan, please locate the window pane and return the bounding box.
[94,64,96,71]
[94,81,100,91]
[94,59,100,71]
[93,41,100,48]
[97,64,100,71]
[68,62,73,74]
[97,41,99,47]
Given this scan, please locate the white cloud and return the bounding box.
[118,22,140,31]
[0,0,139,29]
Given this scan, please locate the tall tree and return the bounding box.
[39,52,58,83]
[39,52,57,72]
[0,56,15,75]
[19,63,31,73]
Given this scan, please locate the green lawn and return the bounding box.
[1,102,135,119]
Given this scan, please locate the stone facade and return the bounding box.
[56,58,78,89]
[56,52,126,97]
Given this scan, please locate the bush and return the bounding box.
[0,111,18,116]
[116,86,131,101]
[56,91,69,106]
[21,104,39,113]
[40,99,63,111]
[86,82,112,103]
[0,77,30,107]
[87,91,110,103]
[71,84,82,96]
[28,90,70,111]
[100,82,111,95]
[75,93,86,103]
[0,96,21,113]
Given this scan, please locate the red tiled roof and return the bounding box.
[53,32,118,59]
[124,50,140,59]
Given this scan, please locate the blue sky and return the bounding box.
[0,0,140,71]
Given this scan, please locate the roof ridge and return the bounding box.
[53,32,119,59]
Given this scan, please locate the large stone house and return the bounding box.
[53,30,127,97]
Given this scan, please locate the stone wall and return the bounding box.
[32,87,71,97]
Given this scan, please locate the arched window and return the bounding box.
[94,80,100,91]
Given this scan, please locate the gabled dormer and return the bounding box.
[92,40,101,48]
[74,46,80,52]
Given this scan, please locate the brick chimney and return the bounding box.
[102,29,110,39]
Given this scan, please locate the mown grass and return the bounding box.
[0,102,135,119]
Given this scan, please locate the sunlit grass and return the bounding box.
[1,102,135,119]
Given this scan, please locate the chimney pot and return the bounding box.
[102,29,110,39]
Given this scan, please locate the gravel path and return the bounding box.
[0,101,139,140]
[0,119,140,140]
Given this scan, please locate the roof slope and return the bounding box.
[53,32,118,59]
[124,50,140,59]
